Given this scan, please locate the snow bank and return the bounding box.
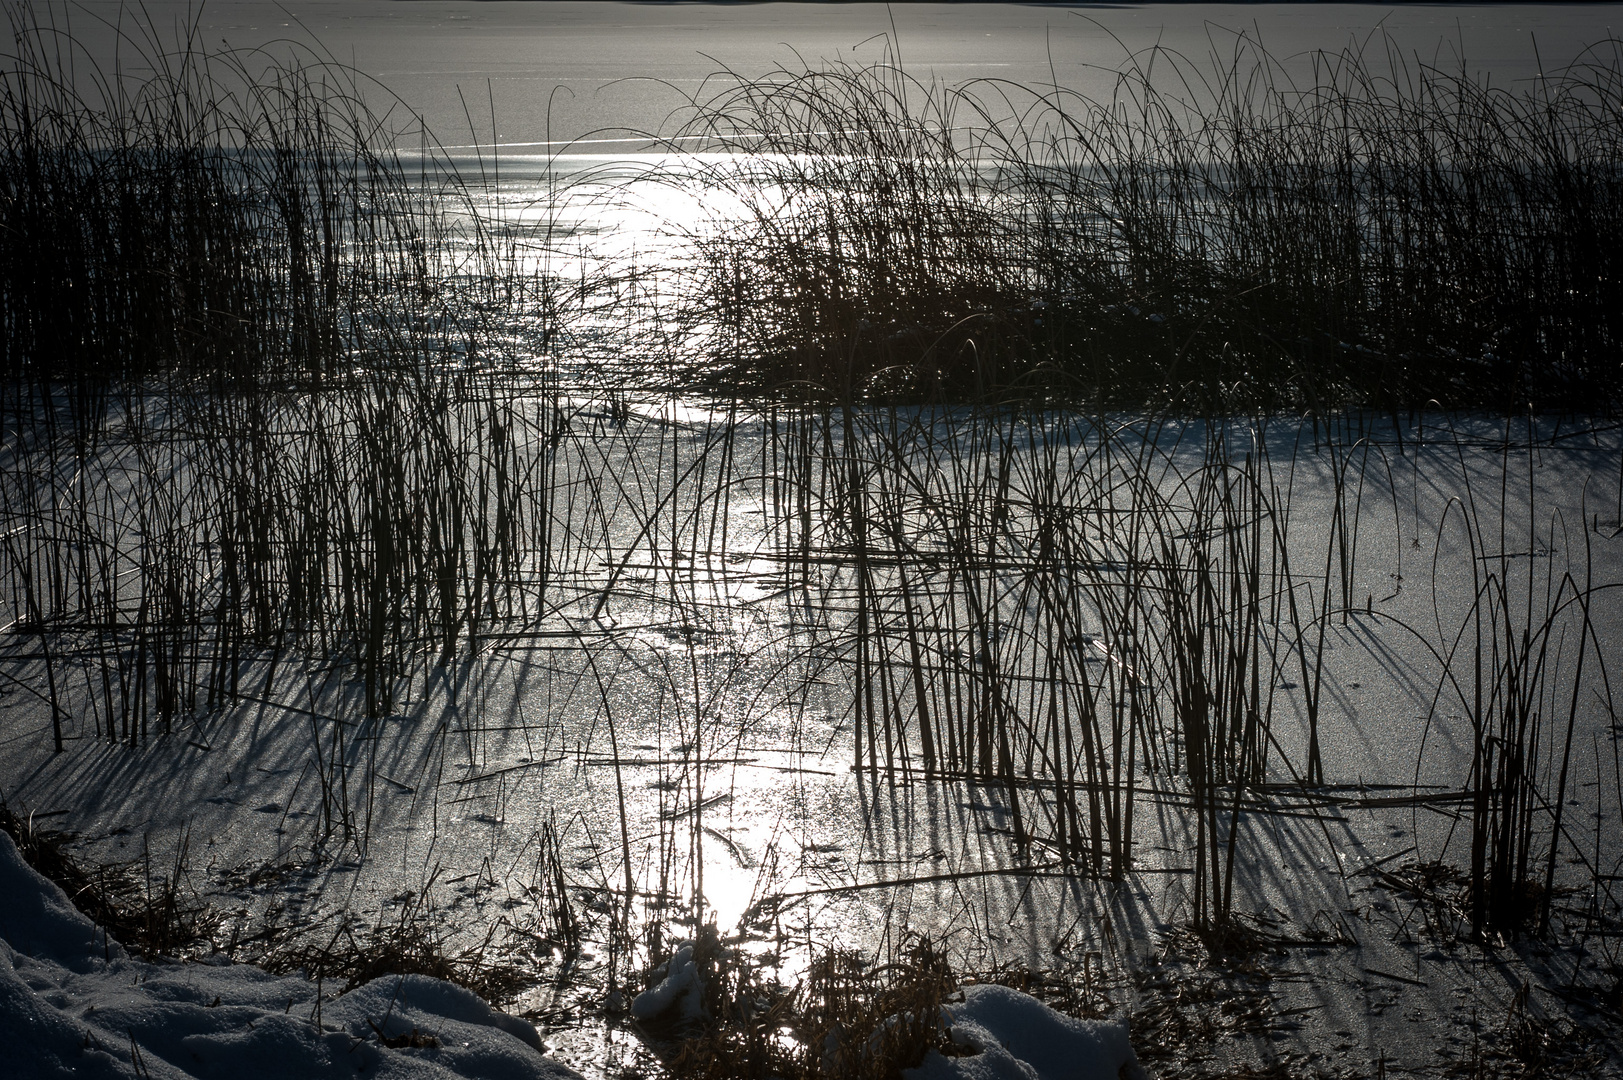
[907,983,1146,1080]
[0,830,579,1080]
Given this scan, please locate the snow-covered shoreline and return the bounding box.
[3,827,1156,1080]
[1,829,582,1080]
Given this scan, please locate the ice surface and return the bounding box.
[49,3,1615,149]
[4,412,1623,1077]
[0,830,579,1080]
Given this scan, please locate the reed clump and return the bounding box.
[0,5,574,739]
[253,902,535,1003]
[638,930,963,1080]
[2,9,422,394]
[667,34,1623,410]
[735,403,1618,942]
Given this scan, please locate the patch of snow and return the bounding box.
[0,830,579,1080]
[628,941,705,1023]
[907,983,1145,1080]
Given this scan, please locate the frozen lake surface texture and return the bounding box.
[4,4,1623,1079]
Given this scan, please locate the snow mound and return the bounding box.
[629,940,705,1023]
[907,983,1146,1080]
[0,822,125,974]
[0,830,579,1080]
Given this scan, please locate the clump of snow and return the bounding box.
[907,983,1146,1080]
[0,830,579,1080]
[629,940,706,1023]
[0,825,125,975]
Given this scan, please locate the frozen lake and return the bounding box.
[5,5,1623,1079]
[56,2,1620,147]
